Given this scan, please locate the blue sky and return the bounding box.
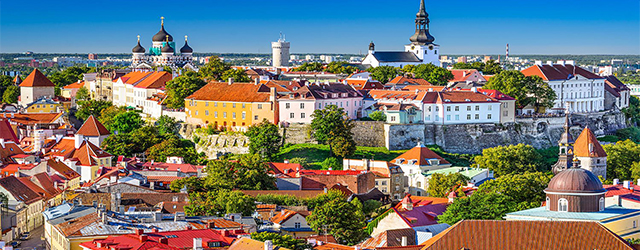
[1,0,639,54]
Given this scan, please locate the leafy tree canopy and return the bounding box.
[246,119,282,161]
[184,189,255,216]
[2,85,19,104]
[367,66,400,84]
[427,173,470,198]
[155,115,181,136]
[473,144,546,176]
[204,154,277,191]
[452,60,503,75]
[306,198,368,245]
[402,64,454,85]
[250,232,311,250]
[438,192,517,225]
[146,137,206,165]
[199,56,231,81]
[484,70,556,111]
[76,100,113,121]
[477,171,552,210]
[75,87,90,102]
[310,105,356,157]
[324,61,358,75]
[368,111,387,122]
[220,68,251,83]
[165,71,206,108]
[293,62,324,72]
[605,140,640,180]
[106,110,144,134]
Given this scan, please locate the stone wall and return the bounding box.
[193,133,250,159]
[281,121,386,147]
[386,111,627,154]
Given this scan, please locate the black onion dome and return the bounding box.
[161,42,174,53]
[180,39,193,53]
[545,168,605,193]
[152,22,173,42]
[132,39,145,53]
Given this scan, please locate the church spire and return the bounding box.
[409,0,435,45]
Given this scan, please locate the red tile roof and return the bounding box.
[420,220,635,250]
[140,162,205,174]
[119,71,152,85]
[187,82,273,102]
[478,89,515,101]
[4,112,63,126]
[573,127,607,158]
[134,71,172,89]
[63,81,85,89]
[239,190,325,199]
[0,175,42,204]
[81,229,242,249]
[71,141,113,166]
[47,159,81,180]
[268,162,302,177]
[0,119,18,142]
[450,69,483,82]
[19,69,55,87]
[392,144,450,166]
[77,115,110,137]
[521,64,604,81]
[270,209,300,225]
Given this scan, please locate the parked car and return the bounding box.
[20,231,29,240]
[10,241,20,247]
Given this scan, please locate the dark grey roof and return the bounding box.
[373,52,421,63]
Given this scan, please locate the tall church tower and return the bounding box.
[552,113,574,174]
[404,0,440,66]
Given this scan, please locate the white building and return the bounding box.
[112,71,172,117]
[362,0,441,68]
[391,143,452,196]
[278,83,363,124]
[522,61,605,113]
[272,34,290,67]
[422,90,501,125]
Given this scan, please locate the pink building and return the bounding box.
[278,83,363,124]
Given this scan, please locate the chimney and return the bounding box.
[135,229,144,235]
[186,225,193,230]
[193,238,203,250]
[614,179,620,185]
[284,159,289,164]
[637,179,640,186]
[228,78,234,85]
[624,180,631,189]
[159,237,168,244]
[207,221,215,229]
[462,71,467,77]
[613,195,621,206]
[0,138,4,148]
[254,77,260,85]
[139,235,148,243]
[264,240,274,250]
[152,228,159,233]
[223,229,230,237]
[401,236,408,246]
[281,210,285,216]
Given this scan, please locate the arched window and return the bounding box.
[546,197,550,210]
[558,198,568,212]
[599,197,605,211]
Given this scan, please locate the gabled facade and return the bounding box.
[421,90,500,125]
[278,83,363,124]
[604,75,631,110]
[19,68,55,107]
[343,159,405,200]
[76,115,110,147]
[391,143,451,196]
[573,127,607,179]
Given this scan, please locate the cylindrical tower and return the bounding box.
[272,34,290,67]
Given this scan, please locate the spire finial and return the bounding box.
[137,35,140,43]
[161,16,165,26]
[185,35,188,42]
[166,35,169,42]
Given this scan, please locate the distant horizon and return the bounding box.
[2,53,640,57]
[1,0,639,55]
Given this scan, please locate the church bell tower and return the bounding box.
[404,0,440,66]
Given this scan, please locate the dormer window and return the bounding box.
[465,99,471,102]
[444,99,451,102]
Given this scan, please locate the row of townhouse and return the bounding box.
[111,71,173,118]
[363,87,516,125]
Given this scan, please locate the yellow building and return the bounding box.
[185,81,279,131]
[24,97,64,113]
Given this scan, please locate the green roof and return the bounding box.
[505,205,640,222]
[423,167,487,179]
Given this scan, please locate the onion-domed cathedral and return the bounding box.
[130,17,196,71]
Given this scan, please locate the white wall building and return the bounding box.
[278,83,363,124]
[422,90,500,125]
[522,61,605,113]
[362,0,441,68]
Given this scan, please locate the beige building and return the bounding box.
[0,176,44,235]
[479,89,516,123]
[343,159,405,200]
[19,69,55,107]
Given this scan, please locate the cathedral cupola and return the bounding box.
[409,0,435,45]
[180,36,193,54]
[161,36,174,54]
[153,17,173,42]
[132,35,146,53]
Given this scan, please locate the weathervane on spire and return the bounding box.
[161,16,165,26]
[185,35,188,41]
[137,35,140,42]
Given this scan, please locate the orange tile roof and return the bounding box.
[573,127,607,158]
[522,64,604,81]
[77,115,110,137]
[134,71,172,89]
[0,141,24,163]
[427,91,498,104]
[392,144,449,165]
[18,177,53,200]
[239,190,325,199]
[63,81,85,89]
[314,242,355,250]
[186,82,272,103]
[71,141,113,166]
[450,69,481,82]
[402,85,446,92]
[229,238,292,250]
[394,195,449,210]
[47,137,76,158]
[119,71,152,85]
[47,159,80,180]
[5,112,63,125]
[19,69,55,87]
[146,176,183,182]
[388,76,431,86]
[270,209,300,225]
[368,90,425,101]
[420,220,635,250]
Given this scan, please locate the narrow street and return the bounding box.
[15,226,44,250]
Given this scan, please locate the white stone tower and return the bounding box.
[272,33,290,67]
[403,0,440,66]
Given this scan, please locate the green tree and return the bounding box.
[330,136,356,158]
[220,68,251,83]
[250,232,311,250]
[199,56,231,81]
[622,96,640,125]
[477,172,552,210]
[484,70,528,107]
[76,100,113,121]
[473,144,545,176]
[185,189,255,216]
[604,140,640,180]
[165,71,207,108]
[102,133,135,156]
[170,176,206,193]
[306,198,368,245]
[75,87,90,102]
[403,64,453,85]
[368,111,387,121]
[146,137,205,165]
[155,115,180,136]
[483,60,503,75]
[438,192,518,225]
[130,126,164,152]
[293,62,324,72]
[288,157,309,168]
[325,61,357,75]
[310,105,355,157]
[523,75,556,112]
[107,111,144,134]
[98,106,128,130]
[2,85,19,104]
[320,157,342,170]
[427,173,470,198]
[246,119,282,161]
[367,66,400,84]
[204,154,277,191]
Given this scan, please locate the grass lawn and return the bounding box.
[275,143,407,169]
